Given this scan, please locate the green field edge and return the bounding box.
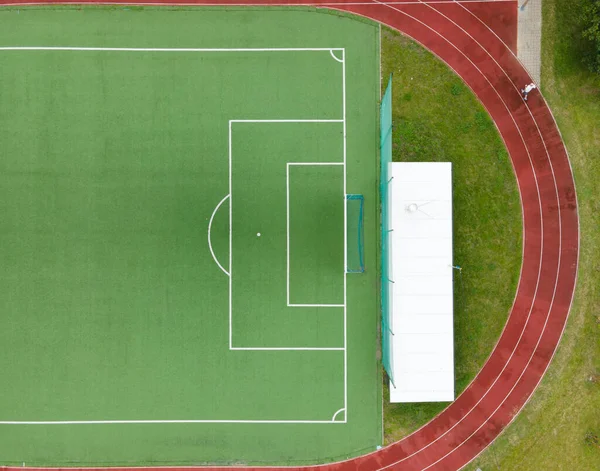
[0,7,382,466]
[0,4,378,25]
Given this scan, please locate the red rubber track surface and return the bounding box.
[0,1,579,470]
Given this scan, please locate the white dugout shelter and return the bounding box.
[387,162,454,403]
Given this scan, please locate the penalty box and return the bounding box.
[227,121,347,350]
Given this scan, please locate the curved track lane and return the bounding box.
[0,1,579,470]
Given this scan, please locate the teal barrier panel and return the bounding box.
[380,75,395,387]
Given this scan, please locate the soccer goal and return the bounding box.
[346,194,365,273]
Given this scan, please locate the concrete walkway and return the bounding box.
[517,0,542,85]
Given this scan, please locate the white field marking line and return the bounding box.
[3,123,340,427]
[286,160,345,307]
[231,119,344,123]
[1,42,344,350]
[207,194,231,277]
[288,304,345,307]
[231,347,344,351]
[331,407,346,422]
[288,162,345,166]
[0,50,349,428]
[342,47,349,419]
[0,419,343,425]
[230,122,346,358]
[287,162,291,306]
[0,47,346,52]
[330,49,344,63]
[229,120,233,350]
[372,3,559,470]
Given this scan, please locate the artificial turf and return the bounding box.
[0,6,381,465]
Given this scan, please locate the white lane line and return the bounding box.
[454,5,580,469]
[403,2,568,469]
[370,3,557,470]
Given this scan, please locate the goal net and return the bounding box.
[346,194,365,274]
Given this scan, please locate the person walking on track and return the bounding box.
[521,83,537,101]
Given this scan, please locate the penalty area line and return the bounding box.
[288,304,345,307]
[230,347,344,351]
[230,119,344,123]
[287,162,344,166]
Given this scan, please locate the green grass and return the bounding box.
[0,7,381,466]
[465,0,600,469]
[380,28,522,443]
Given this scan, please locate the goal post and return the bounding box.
[345,194,365,274]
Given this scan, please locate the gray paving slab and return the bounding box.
[517,0,542,85]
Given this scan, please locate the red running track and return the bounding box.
[0,1,579,470]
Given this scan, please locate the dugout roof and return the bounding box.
[388,162,454,403]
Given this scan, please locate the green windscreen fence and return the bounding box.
[380,75,394,386]
[346,194,365,273]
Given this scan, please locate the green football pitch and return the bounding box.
[0,6,381,466]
